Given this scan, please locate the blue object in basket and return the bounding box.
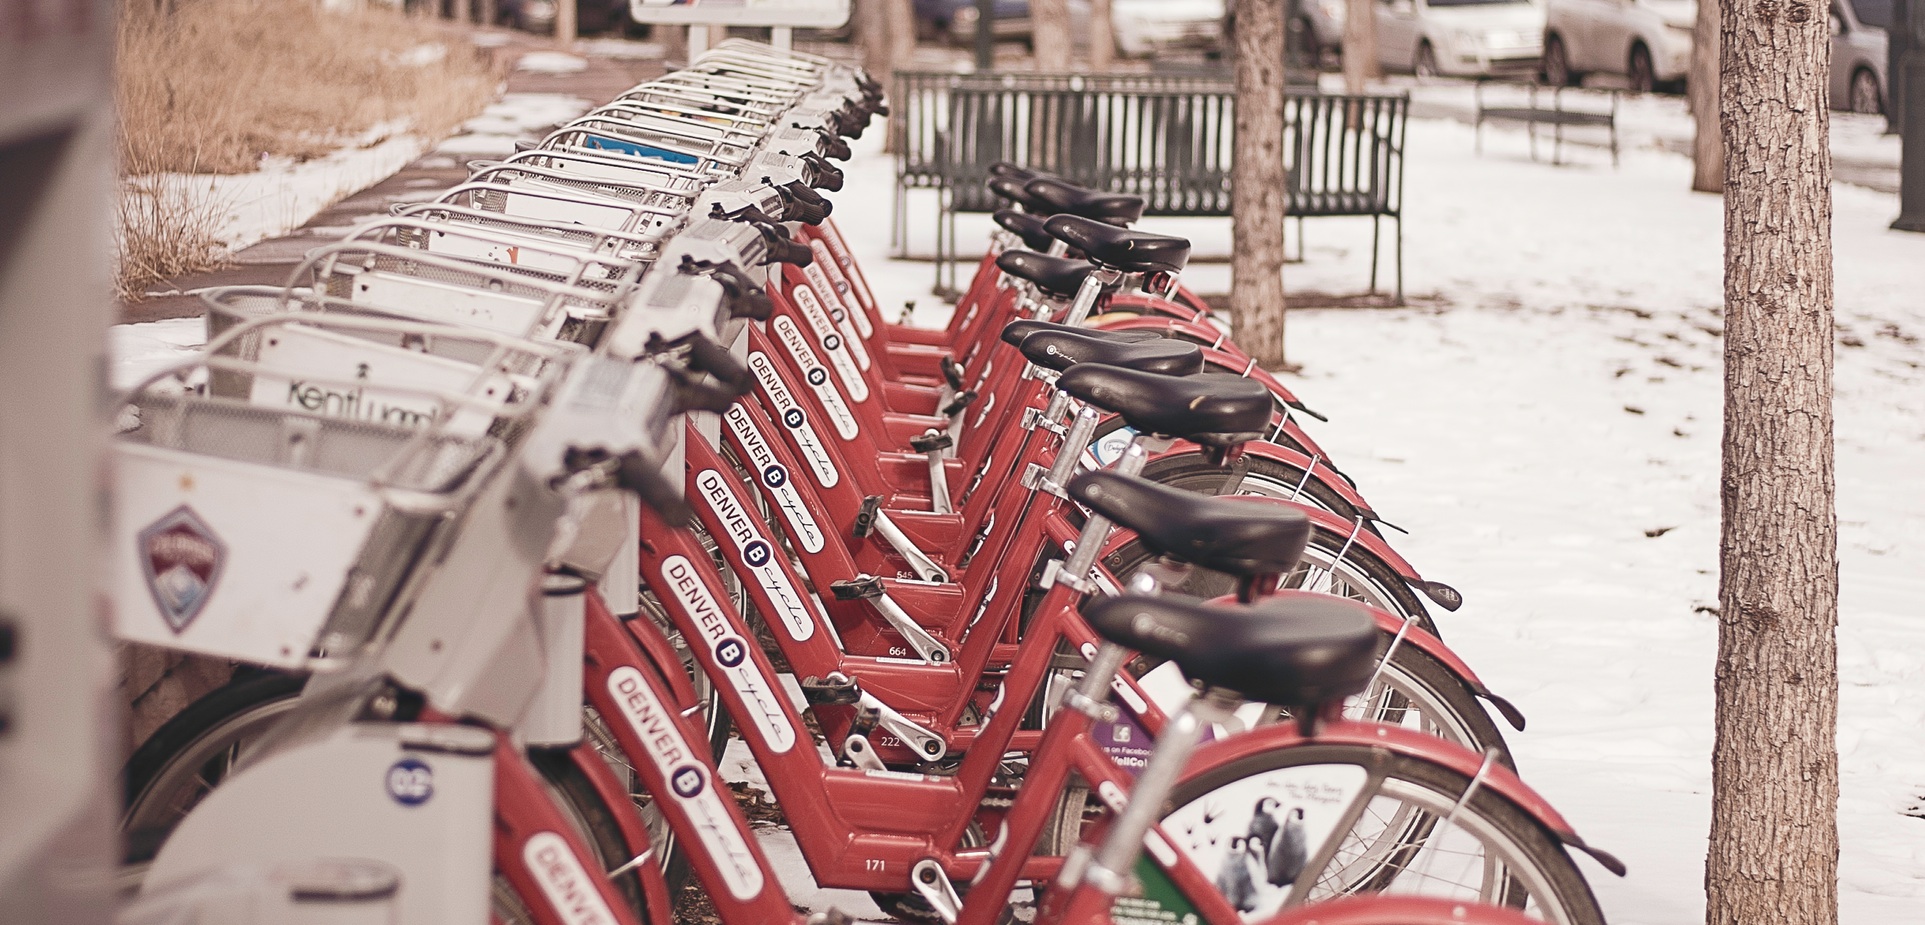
[583,133,699,166]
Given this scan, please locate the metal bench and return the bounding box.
[893,71,1407,301]
[1474,80,1620,167]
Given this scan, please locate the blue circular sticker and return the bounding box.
[763,464,788,488]
[715,638,747,668]
[386,757,433,806]
[782,408,805,429]
[670,764,707,799]
[743,540,773,568]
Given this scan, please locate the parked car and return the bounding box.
[1832,0,1889,114]
[1113,0,1226,57]
[1542,0,1694,92]
[1374,0,1545,79]
[1296,0,1351,68]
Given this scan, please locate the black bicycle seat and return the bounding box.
[1018,328,1202,377]
[988,175,1051,213]
[994,209,1057,252]
[1067,470,1309,577]
[1043,215,1189,275]
[990,161,1050,183]
[1055,366,1271,446]
[999,319,1161,348]
[1081,592,1381,708]
[1024,177,1145,226]
[995,251,1115,300]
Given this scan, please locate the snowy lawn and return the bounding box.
[107,109,1923,923]
[856,117,1925,923]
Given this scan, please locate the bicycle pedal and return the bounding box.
[909,432,953,454]
[799,674,862,706]
[940,356,965,390]
[941,391,977,418]
[852,496,881,538]
[829,575,885,600]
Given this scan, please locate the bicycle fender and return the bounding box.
[1178,719,1626,877]
[1369,610,1526,732]
[1255,896,1545,925]
[1243,491,1464,614]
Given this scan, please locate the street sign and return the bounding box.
[629,0,850,27]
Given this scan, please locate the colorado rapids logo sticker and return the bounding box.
[138,506,226,633]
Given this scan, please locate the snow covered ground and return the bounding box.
[856,118,1925,923]
[107,101,1923,923]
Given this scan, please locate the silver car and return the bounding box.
[1832,0,1889,114]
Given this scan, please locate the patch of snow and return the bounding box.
[517,51,588,74]
[385,42,448,68]
[437,92,592,157]
[470,30,513,48]
[109,317,206,391]
[574,38,666,60]
[143,121,428,253]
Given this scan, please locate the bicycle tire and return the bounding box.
[1161,745,1603,925]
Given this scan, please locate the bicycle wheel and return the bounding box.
[1100,529,1434,637]
[1160,745,1603,925]
[1138,448,1366,526]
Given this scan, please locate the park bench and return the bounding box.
[893,71,1408,301]
[1473,80,1620,167]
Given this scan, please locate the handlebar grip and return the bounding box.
[761,235,814,267]
[802,154,845,192]
[616,451,694,528]
[682,332,754,393]
[682,257,773,321]
[779,181,833,225]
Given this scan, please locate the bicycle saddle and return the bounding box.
[999,319,1161,348]
[990,160,1049,183]
[1043,215,1189,275]
[1024,177,1145,226]
[988,175,1051,213]
[1018,328,1203,377]
[1081,592,1381,709]
[1066,470,1309,578]
[1056,366,1271,446]
[993,209,1056,252]
[995,251,1117,300]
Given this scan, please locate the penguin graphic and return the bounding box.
[1213,836,1261,912]
[1266,807,1309,887]
[1246,797,1281,863]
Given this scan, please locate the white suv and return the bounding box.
[1542,0,1696,92]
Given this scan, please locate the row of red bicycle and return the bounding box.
[111,39,1621,925]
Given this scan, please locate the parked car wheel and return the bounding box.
[1414,40,1439,79]
[1541,33,1577,87]
[1627,43,1656,93]
[1849,67,1884,114]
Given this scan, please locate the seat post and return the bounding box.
[1082,688,1243,895]
[1060,266,1125,327]
[1049,434,1163,592]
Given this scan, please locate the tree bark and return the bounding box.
[1031,0,1074,71]
[1690,0,1723,192]
[1342,0,1380,92]
[554,0,576,44]
[1090,0,1115,72]
[658,24,688,65]
[1230,0,1289,367]
[1708,1,1838,924]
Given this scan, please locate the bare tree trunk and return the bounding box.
[1689,0,1722,193]
[1090,0,1115,72]
[860,0,895,101]
[1342,0,1379,92]
[1708,1,1838,924]
[1031,0,1073,71]
[887,0,916,77]
[1230,0,1288,368]
[554,0,576,44]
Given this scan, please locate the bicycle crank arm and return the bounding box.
[868,592,953,665]
[855,691,948,762]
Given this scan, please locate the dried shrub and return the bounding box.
[115,0,502,297]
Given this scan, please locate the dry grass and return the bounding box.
[115,0,503,298]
